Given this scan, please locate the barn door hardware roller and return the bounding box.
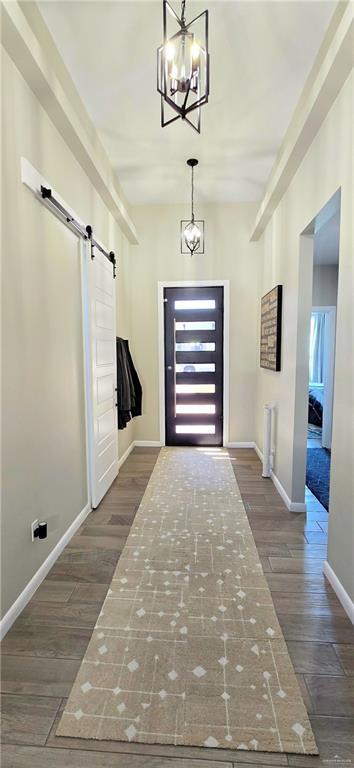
[40,186,116,278]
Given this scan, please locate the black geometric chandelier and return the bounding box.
[157,0,210,133]
[181,159,204,255]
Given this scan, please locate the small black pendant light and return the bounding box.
[157,0,210,133]
[181,159,204,255]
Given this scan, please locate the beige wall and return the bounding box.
[116,234,135,456]
[1,47,133,619]
[312,264,338,306]
[256,71,353,599]
[129,203,261,445]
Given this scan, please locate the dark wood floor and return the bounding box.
[1,447,353,767]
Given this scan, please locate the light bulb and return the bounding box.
[184,221,201,252]
[192,42,200,60]
[165,41,175,61]
[166,32,194,92]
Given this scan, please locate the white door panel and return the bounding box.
[97,373,115,405]
[95,299,114,330]
[98,408,116,443]
[88,245,118,507]
[95,284,114,308]
[97,440,117,478]
[96,338,114,366]
[96,263,114,295]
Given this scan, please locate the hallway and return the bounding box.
[1,1,354,764]
[1,448,353,767]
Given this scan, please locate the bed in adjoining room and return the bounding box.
[307,382,330,510]
[308,383,323,436]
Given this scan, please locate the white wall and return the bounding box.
[312,264,338,307]
[129,203,261,445]
[256,70,353,601]
[1,46,134,620]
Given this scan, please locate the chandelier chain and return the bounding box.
[191,164,194,221]
[181,0,186,25]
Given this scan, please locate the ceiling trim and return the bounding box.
[1,1,139,245]
[250,1,353,242]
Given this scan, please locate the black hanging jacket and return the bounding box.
[116,338,142,430]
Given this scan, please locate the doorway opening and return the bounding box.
[304,193,340,513]
[163,285,224,447]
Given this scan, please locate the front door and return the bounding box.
[164,286,224,446]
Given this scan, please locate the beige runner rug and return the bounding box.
[57,447,318,755]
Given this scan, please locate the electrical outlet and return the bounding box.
[31,520,39,541]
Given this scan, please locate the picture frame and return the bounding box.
[260,285,283,371]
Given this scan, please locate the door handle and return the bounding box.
[167,365,173,370]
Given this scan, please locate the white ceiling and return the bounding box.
[39,1,336,206]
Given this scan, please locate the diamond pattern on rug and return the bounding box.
[56,447,318,755]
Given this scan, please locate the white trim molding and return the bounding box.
[157,280,230,447]
[226,442,256,449]
[0,502,91,641]
[0,440,161,640]
[255,444,306,513]
[118,441,135,470]
[271,472,306,513]
[323,561,354,625]
[312,305,337,451]
[134,440,164,448]
[254,443,264,464]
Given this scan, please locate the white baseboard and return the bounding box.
[225,442,256,449]
[134,440,164,448]
[117,441,135,470]
[0,439,161,639]
[0,501,91,641]
[271,471,306,513]
[323,560,354,625]
[255,443,306,513]
[254,444,263,463]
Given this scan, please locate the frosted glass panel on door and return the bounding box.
[174,300,216,310]
[176,342,215,352]
[176,424,216,434]
[176,404,216,414]
[176,384,215,394]
[176,363,215,373]
[175,321,215,331]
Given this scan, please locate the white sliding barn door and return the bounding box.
[88,246,118,508]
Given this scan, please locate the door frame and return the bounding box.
[83,238,119,508]
[311,305,337,450]
[158,280,230,447]
[80,239,93,511]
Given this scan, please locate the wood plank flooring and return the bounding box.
[1,447,353,767]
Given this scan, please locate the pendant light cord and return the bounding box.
[191,164,195,222]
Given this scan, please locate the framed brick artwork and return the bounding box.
[260,285,283,371]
